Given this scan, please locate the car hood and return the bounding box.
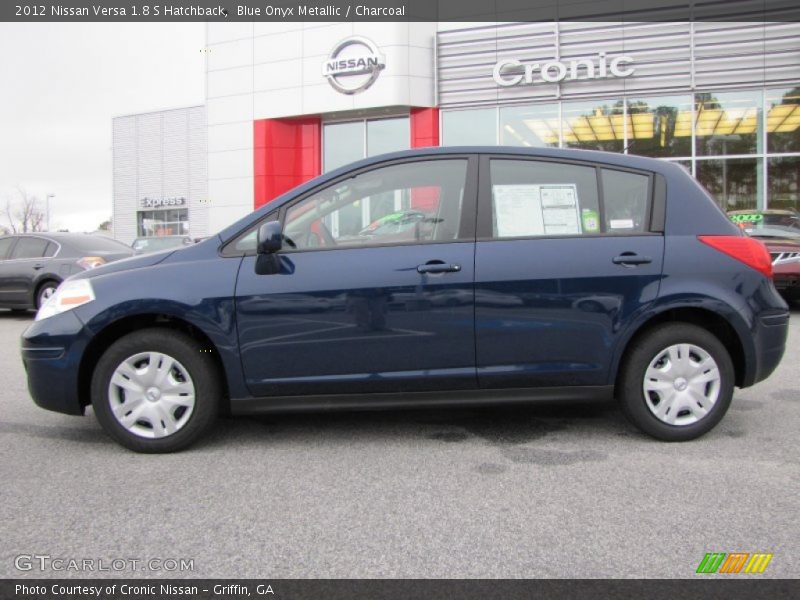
[71,249,175,280]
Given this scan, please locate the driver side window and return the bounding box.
[283,159,468,251]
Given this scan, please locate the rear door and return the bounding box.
[2,236,51,306]
[0,236,19,306]
[474,155,665,389]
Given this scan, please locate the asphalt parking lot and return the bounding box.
[1,308,798,579]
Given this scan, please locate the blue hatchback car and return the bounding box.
[21,147,789,452]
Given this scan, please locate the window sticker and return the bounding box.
[609,218,635,229]
[540,185,581,235]
[493,184,582,237]
[581,209,600,233]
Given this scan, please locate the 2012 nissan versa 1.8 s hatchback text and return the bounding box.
[21,147,789,452]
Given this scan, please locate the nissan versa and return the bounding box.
[21,148,789,452]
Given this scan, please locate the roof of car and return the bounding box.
[333,145,685,174]
[0,232,116,240]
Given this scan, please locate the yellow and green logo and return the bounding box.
[696,552,773,574]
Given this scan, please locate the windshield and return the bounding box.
[748,226,800,239]
[64,235,133,254]
[132,237,190,252]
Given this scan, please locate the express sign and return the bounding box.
[140,197,186,209]
[493,52,635,87]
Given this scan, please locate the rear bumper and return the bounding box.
[20,310,89,416]
[747,310,790,386]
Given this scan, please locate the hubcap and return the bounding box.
[107,352,195,439]
[643,343,721,426]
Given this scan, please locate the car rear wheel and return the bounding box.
[91,328,220,452]
[35,281,59,309]
[618,323,734,441]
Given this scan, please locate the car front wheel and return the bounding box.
[36,281,59,309]
[91,328,221,452]
[618,323,735,441]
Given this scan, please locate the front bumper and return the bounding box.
[20,310,91,416]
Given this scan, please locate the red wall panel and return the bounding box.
[253,117,321,209]
[410,107,440,148]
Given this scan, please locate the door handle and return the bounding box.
[612,253,652,267]
[32,263,44,270]
[417,262,461,274]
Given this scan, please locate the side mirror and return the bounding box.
[257,221,283,254]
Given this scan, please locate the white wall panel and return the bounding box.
[208,149,253,180]
[253,59,303,92]
[207,37,253,72]
[253,30,304,64]
[112,106,207,244]
[207,94,253,125]
[207,66,253,99]
[208,122,252,153]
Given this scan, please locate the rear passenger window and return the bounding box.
[0,237,13,260]
[601,169,650,233]
[11,237,49,259]
[490,160,601,238]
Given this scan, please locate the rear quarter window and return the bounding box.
[601,169,651,233]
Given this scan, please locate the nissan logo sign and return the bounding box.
[322,36,386,95]
[493,53,635,87]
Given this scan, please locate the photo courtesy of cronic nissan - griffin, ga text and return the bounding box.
[20,147,789,452]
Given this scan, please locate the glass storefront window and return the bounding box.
[322,116,411,235]
[561,99,625,152]
[695,90,761,156]
[766,87,800,154]
[499,104,560,147]
[696,158,762,212]
[366,117,410,156]
[625,95,692,158]
[442,108,496,145]
[323,121,364,172]
[137,209,189,237]
[768,156,800,212]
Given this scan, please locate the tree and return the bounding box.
[97,217,113,232]
[2,188,46,233]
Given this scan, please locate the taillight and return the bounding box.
[76,256,106,270]
[698,235,773,278]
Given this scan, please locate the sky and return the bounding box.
[0,23,205,232]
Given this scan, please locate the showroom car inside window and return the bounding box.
[283,159,468,250]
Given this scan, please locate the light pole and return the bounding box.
[45,193,55,231]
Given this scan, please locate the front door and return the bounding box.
[474,156,665,389]
[234,156,479,397]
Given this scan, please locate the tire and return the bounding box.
[618,323,735,441]
[35,280,59,309]
[91,328,221,453]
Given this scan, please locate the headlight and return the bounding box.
[35,279,96,321]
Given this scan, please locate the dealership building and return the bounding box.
[112,20,800,243]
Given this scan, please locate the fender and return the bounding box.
[607,293,756,388]
[73,252,249,401]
